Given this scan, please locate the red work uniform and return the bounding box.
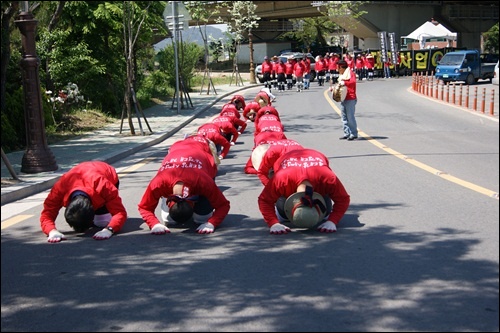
[138,161,230,230]
[257,148,350,228]
[40,161,127,235]
[197,123,231,159]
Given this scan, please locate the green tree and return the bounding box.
[156,41,204,89]
[219,1,260,83]
[483,22,498,54]
[185,1,222,93]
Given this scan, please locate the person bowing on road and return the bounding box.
[138,138,230,235]
[40,161,128,243]
[257,148,350,235]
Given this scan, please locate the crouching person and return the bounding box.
[138,142,230,235]
[40,161,128,243]
[257,148,350,234]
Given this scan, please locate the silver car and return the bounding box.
[255,52,316,83]
[493,61,499,86]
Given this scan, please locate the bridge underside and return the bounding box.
[192,1,498,50]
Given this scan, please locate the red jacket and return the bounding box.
[256,140,304,186]
[257,149,350,227]
[293,61,306,77]
[138,167,230,229]
[212,115,245,143]
[261,60,273,74]
[220,103,241,119]
[254,114,284,137]
[197,123,231,158]
[164,136,218,179]
[243,101,260,121]
[40,161,127,235]
[343,68,357,101]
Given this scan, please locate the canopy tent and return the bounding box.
[403,21,457,41]
[402,21,457,49]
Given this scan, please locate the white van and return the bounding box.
[493,61,499,86]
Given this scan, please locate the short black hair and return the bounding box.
[65,195,95,232]
[169,201,194,224]
[338,60,348,68]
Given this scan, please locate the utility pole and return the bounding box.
[249,29,256,84]
[15,2,58,173]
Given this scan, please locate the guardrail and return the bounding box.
[411,72,497,116]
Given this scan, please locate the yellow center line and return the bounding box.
[1,215,33,229]
[323,89,499,200]
[118,157,157,176]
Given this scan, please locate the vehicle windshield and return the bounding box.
[439,54,465,66]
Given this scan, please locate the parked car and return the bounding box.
[493,61,499,86]
[255,52,316,83]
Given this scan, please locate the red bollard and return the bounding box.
[473,86,478,111]
[458,85,462,106]
[480,88,486,114]
[430,76,434,98]
[465,85,469,108]
[490,89,495,116]
[451,84,455,105]
[434,79,439,99]
[446,83,449,103]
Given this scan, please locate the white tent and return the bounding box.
[403,21,457,41]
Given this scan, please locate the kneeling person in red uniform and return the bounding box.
[40,161,128,243]
[257,148,350,234]
[138,141,230,235]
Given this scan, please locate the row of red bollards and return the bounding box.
[411,72,496,116]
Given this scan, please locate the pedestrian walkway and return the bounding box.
[1,80,258,205]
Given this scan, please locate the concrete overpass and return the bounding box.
[191,1,499,51]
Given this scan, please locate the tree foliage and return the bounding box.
[1,1,169,151]
[483,22,498,54]
[156,41,204,88]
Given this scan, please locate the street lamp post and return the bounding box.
[248,29,256,84]
[15,6,58,174]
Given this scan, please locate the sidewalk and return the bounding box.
[1,80,258,205]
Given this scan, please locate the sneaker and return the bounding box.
[339,136,349,140]
[348,135,358,141]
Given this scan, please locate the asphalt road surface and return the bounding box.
[2,77,498,332]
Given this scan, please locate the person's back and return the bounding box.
[257,148,350,233]
[197,123,231,159]
[212,115,240,144]
[162,137,218,179]
[40,161,127,242]
[220,103,241,119]
[138,162,230,233]
[256,139,305,186]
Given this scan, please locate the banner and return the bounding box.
[388,32,397,65]
[377,31,388,63]
[365,47,462,73]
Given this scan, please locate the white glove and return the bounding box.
[270,223,291,234]
[218,155,224,160]
[151,223,170,235]
[48,229,66,243]
[237,131,242,135]
[93,228,113,240]
[339,80,345,86]
[317,221,337,233]
[230,142,235,146]
[196,222,215,234]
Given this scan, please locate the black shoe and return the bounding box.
[339,136,349,140]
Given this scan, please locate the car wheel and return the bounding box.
[465,73,474,85]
